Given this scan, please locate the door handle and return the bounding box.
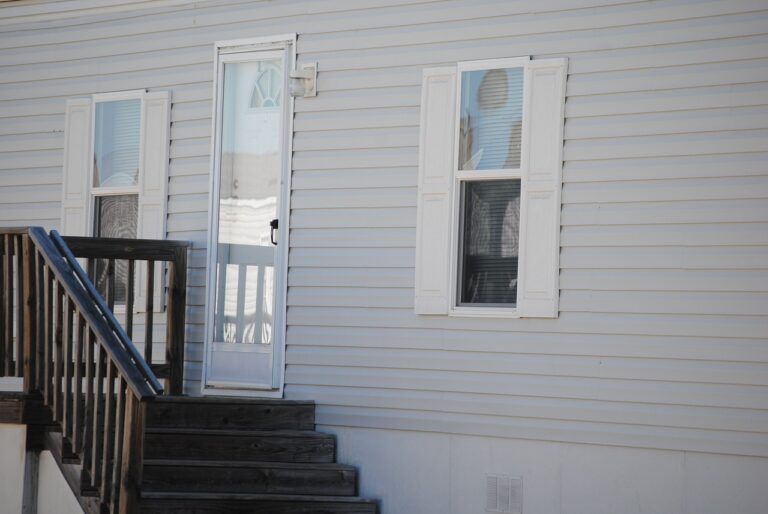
[270,219,279,245]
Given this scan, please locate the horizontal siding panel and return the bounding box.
[0,149,63,170]
[560,269,768,292]
[291,168,416,190]
[286,366,768,410]
[167,193,209,215]
[0,44,209,85]
[566,83,768,118]
[289,267,414,288]
[288,307,768,339]
[562,176,768,204]
[564,153,768,182]
[0,203,60,223]
[561,223,768,247]
[0,0,642,53]
[312,405,768,457]
[0,114,63,136]
[300,1,768,54]
[293,126,418,151]
[291,188,415,209]
[567,57,768,97]
[302,17,768,73]
[0,132,62,153]
[169,155,211,177]
[0,168,61,187]
[290,227,414,248]
[287,345,768,385]
[171,100,211,123]
[288,384,768,433]
[562,199,768,225]
[287,325,768,362]
[290,207,416,229]
[289,247,414,268]
[292,147,417,170]
[561,290,768,316]
[169,137,210,159]
[0,63,210,102]
[289,287,412,309]
[564,129,768,161]
[0,184,60,204]
[561,246,768,270]
[288,286,768,316]
[295,86,421,113]
[294,107,419,132]
[565,106,768,140]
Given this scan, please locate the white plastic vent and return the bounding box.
[485,475,522,513]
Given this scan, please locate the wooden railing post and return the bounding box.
[119,392,145,514]
[166,247,187,395]
[22,234,36,392]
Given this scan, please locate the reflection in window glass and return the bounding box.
[458,67,524,171]
[93,194,138,304]
[214,58,283,345]
[458,180,521,306]
[93,100,141,187]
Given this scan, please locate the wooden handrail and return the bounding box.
[27,227,156,400]
[61,234,189,395]
[0,227,190,513]
[50,230,163,395]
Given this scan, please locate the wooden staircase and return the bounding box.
[138,396,378,513]
[0,227,379,513]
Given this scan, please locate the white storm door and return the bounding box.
[204,45,291,392]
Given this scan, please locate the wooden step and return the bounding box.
[146,395,315,431]
[144,428,336,463]
[140,492,379,514]
[142,459,357,496]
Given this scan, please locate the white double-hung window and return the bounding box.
[60,90,170,307]
[415,57,567,318]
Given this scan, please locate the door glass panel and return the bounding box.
[458,179,521,306]
[213,58,283,345]
[93,99,141,187]
[458,67,524,171]
[93,194,138,304]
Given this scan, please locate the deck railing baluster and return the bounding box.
[15,235,24,376]
[144,260,154,365]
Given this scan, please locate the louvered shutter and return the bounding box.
[517,58,568,318]
[61,98,92,235]
[136,91,171,312]
[414,67,457,314]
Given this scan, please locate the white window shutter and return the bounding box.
[60,98,92,235]
[517,58,568,318]
[414,67,457,315]
[136,91,171,313]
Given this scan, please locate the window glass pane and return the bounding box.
[93,194,138,304]
[213,58,283,345]
[458,67,524,171]
[458,179,521,306]
[93,99,141,187]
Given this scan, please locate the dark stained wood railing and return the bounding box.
[60,234,189,395]
[0,227,189,514]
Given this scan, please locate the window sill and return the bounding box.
[449,306,520,318]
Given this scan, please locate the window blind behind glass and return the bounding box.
[94,99,141,187]
[459,179,521,305]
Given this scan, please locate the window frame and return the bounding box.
[88,89,146,235]
[448,56,531,318]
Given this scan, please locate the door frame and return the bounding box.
[201,34,296,398]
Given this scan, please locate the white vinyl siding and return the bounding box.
[0,0,766,462]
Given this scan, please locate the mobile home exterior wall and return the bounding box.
[1,1,767,513]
